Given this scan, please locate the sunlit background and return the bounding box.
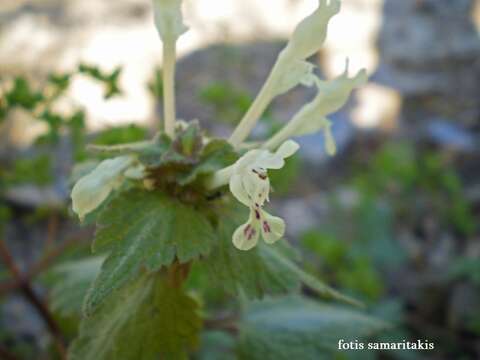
[1,0,479,359]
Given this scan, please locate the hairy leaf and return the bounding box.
[196,331,236,360]
[84,189,215,314]
[70,274,202,360]
[261,245,363,308]
[48,257,104,316]
[172,120,203,159]
[203,202,361,306]
[179,139,238,186]
[237,295,388,360]
[201,204,300,299]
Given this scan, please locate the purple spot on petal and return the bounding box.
[263,221,271,233]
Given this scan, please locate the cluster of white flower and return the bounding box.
[71,0,366,251]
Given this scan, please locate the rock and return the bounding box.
[423,119,476,152]
[277,192,333,239]
[175,42,316,136]
[373,0,480,125]
[5,185,66,208]
[1,295,46,351]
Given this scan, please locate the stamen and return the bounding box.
[252,168,268,180]
[255,209,260,219]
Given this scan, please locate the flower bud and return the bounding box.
[152,0,188,42]
[283,0,341,61]
[264,61,367,151]
[71,156,134,221]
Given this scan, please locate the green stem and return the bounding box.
[163,41,177,137]
[262,119,298,151]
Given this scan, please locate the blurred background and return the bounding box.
[0,0,479,359]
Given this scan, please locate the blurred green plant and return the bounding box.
[92,124,147,146]
[2,155,52,186]
[298,140,477,359]
[148,67,164,100]
[449,257,480,286]
[199,82,252,124]
[353,143,475,236]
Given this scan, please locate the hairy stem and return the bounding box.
[262,118,299,150]
[163,41,177,137]
[228,58,285,147]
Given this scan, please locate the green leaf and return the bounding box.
[78,64,122,99]
[448,257,480,285]
[70,274,202,360]
[195,331,236,360]
[5,155,52,186]
[262,245,363,308]
[203,202,361,306]
[148,67,163,99]
[179,139,238,186]
[49,256,104,316]
[87,140,160,157]
[172,121,203,159]
[48,73,71,92]
[138,134,173,168]
[201,204,300,299]
[6,76,44,110]
[85,189,215,314]
[237,295,388,360]
[93,124,148,146]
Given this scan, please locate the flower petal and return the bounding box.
[284,0,341,60]
[275,140,300,159]
[241,171,270,207]
[235,149,262,171]
[255,140,299,169]
[232,217,260,251]
[229,173,250,206]
[324,122,337,156]
[260,210,285,244]
[71,156,134,221]
[274,60,316,97]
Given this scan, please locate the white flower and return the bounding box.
[283,0,341,61]
[228,0,340,147]
[272,60,316,98]
[71,156,135,221]
[229,140,299,250]
[264,61,367,152]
